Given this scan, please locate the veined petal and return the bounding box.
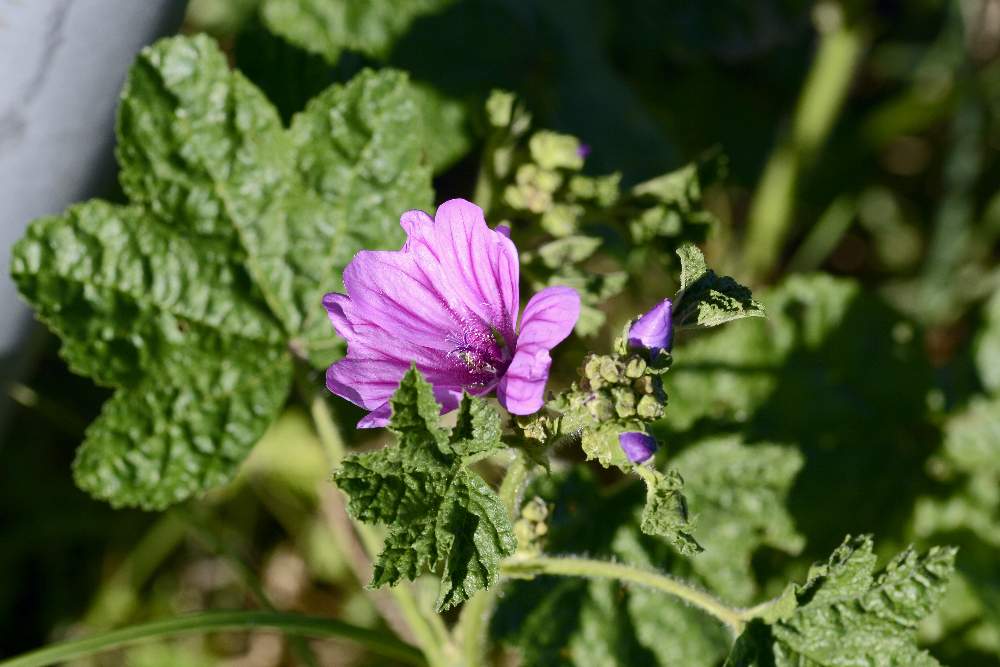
[341,250,461,351]
[355,385,465,429]
[326,357,466,423]
[497,347,552,415]
[516,286,580,351]
[404,199,519,337]
[628,298,673,354]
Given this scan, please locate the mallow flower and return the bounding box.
[628,298,673,355]
[619,432,658,464]
[324,198,581,428]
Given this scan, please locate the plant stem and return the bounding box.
[745,5,865,279]
[499,450,529,517]
[0,611,426,667]
[502,555,749,635]
[456,451,530,664]
[301,376,452,667]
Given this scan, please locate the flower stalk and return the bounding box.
[501,555,771,637]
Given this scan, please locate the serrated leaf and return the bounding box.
[334,368,514,610]
[727,536,957,667]
[635,467,702,555]
[673,244,764,329]
[673,436,804,603]
[11,35,433,508]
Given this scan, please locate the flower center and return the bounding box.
[447,321,513,387]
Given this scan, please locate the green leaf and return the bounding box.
[261,0,454,63]
[10,35,433,508]
[663,275,937,550]
[492,467,729,667]
[673,244,765,329]
[333,368,515,610]
[635,467,702,556]
[727,536,956,667]
[673,436,804,604]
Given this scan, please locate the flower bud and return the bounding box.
[628,298,673,355]
[619,431,658,464]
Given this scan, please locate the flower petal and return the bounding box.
[497,347,552,415]
[628,298,673,354]
[404,199,520,338]
[516,286,581,351]
[355,386,465,429]
[619,431,658,464]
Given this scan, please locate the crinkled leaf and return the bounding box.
[635,467,701,555]
[673,244,764,329]
[334,368,514,610]
[75,341,291,509]
[674,436,804,603]
[726,536,956,667]
[10,35,433,508]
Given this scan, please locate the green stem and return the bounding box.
[302,377,452,667]
[456,451,530,664]
[499,451,529,517]
[745,6,865,279]
[0,611,425,667]
[502,556,749,635]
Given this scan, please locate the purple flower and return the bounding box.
[619,432,658,464]
[577,143,592,159]
[628,298,673,354]
[324,198,581,428]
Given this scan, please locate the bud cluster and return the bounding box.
[518,325,672,470]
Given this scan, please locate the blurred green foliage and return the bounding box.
[3,0,999,664]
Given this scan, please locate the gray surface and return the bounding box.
[0,0,187,356]
[0,0,186,434]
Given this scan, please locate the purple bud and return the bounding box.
[628,298,673,354]
[619,431,658,464]
[577,143,592,159]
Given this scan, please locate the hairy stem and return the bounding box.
[0,611,425,667]
[502,555,750,635]
[302,376,452,667]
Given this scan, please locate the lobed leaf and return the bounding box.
[727,536,956,667]
[334,368,515,610]
[674,436,804,603]
[11,35,433,508]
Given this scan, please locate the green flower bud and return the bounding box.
[540,203,582,237]
[486,90,515,127]
[529,131,584,171]
[624,356,647,378]
[587,395,615,421]
[612,386,636,418]
[633,375,656,395]
[598,356,620,384]
[637,394,664,420]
